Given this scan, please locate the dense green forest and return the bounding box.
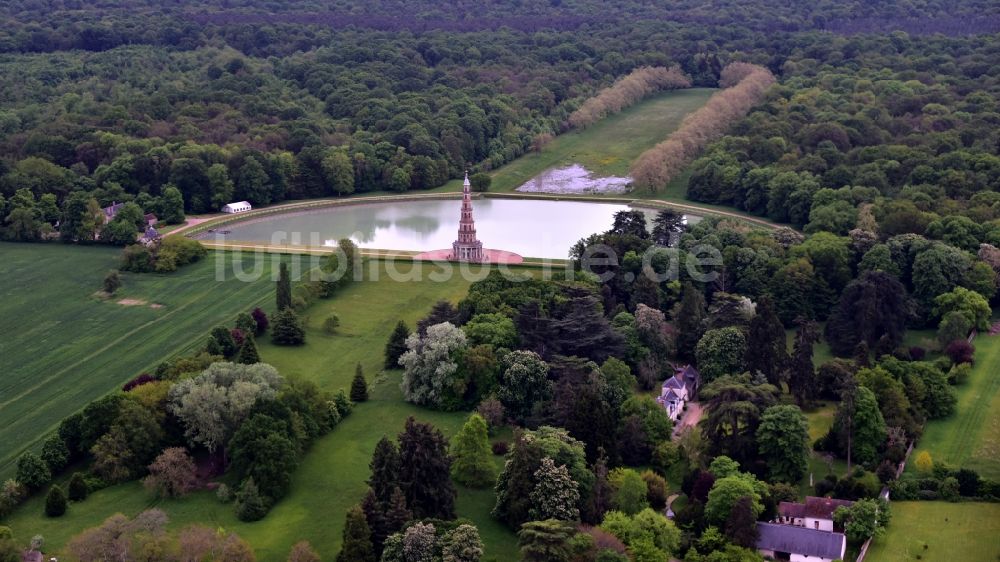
[3,2,1000,561]
[2,0,999,240]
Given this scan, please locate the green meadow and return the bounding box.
[866,501,1000,562]
[0,243,285,479]
[1,249,524,560]
[908,334,1000,480]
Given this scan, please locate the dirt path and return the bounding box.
[673,401,704,436]
[163,215,224,236]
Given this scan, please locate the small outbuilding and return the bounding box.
[221,201,252,214]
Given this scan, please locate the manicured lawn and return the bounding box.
[255,258,475,392]
[0,243,284,479]
[908,334,1000,480]
[866,501,1000,562]
[800,403,848,499]
[2,256,523,561]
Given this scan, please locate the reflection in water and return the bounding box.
[393,215,441,239]
[200,198,696,259]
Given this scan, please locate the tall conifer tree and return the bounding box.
[744,297,788,385]
[398,417,456,519]
[276,262,292,311]
[337,505,375,562]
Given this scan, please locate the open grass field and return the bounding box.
[2,254,524,560]
[866,501,1000,562]
[0,243,288,479]
[908,334,1000,480]
[426,88,717,194]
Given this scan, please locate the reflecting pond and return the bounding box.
[196,198,697,259]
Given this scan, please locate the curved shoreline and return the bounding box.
[174,191,782,257]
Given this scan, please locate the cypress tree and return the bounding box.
[271,308,305,345]
[583,450,612,524]
[45,485,67,517]
[744,296,788,386]
[384,486,412,535]
[235,334,261,364]
[67,472,88,502]
[337,505,375,562]
[788,320,820,406]
[276,262,292,311]
[368,437,401,505]
[676,282,707,361]
[384,320,411,368]
[351,363,369,402]
[449,413,493,488]
[398,417,456,519]
[361,489,388,556]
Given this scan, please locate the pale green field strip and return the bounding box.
[908,334,1000,480]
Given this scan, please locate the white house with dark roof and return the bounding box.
[656,364,700,421]
[756,522,847,562]
[777,496,854,532]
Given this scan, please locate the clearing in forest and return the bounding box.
[431,87,716,194]
[908,334,1000,480]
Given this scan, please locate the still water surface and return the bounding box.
[198,198,688,259]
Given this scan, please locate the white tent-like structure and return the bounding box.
[221,201,252,213]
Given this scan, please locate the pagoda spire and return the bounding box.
[450,171,484,262]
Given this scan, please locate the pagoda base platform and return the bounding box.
[413,248,524,265]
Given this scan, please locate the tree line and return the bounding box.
[568,66,691,129]
[630,63,775,191]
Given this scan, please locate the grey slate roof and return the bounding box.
[756,522,846,560]
[663,375,685,390]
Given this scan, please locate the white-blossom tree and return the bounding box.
[168,362,284,455]
[399,322,467,408]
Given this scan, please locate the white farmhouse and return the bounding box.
[221,201,252,213]
[655,364,700,421]
[755,522,847,562]
[777,496,854,532]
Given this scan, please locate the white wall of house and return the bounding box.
[805,517,834,532]
[790,554,835,562]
